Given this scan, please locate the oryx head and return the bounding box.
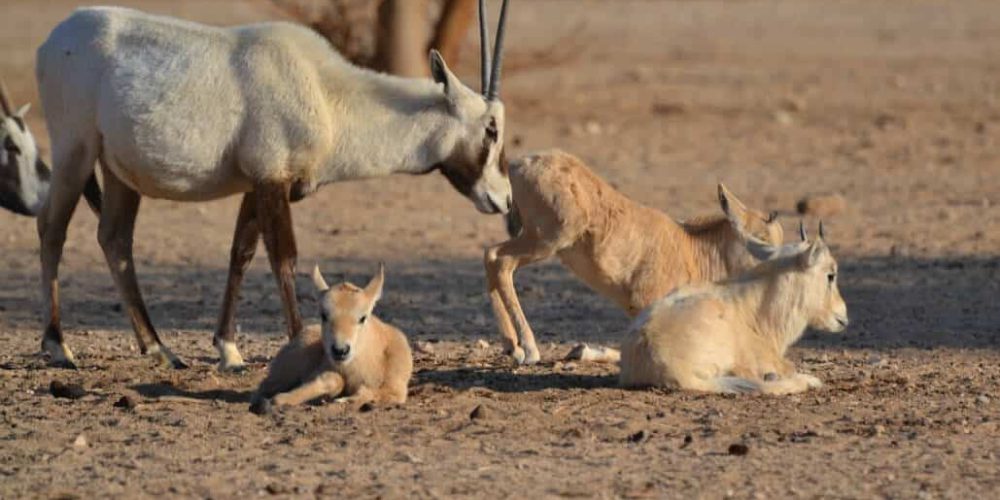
[0,80,49,217]
[430,0,512,214]
[312,264,385,364]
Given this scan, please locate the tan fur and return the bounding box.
[250,265,412,411]
[484,150,783,364]
[619,229,849,395]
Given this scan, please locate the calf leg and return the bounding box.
[97,166,186,368]
[38,143,97,368]
[271,371,346,407]
[213,193,260,370]
[255,183,303,339]
[484,234,559,365]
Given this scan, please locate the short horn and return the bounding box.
[486,0,510,101]
[798,220,807,241]
[478,0,491,95]
[0,80,13,117]
[818,220,826,240]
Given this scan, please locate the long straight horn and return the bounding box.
[0,80,13,117]
[486,0,510,101]
[818,220,826,240]
[798,220,807,241]
[478,0,492,95]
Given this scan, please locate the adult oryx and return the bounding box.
[35,0,513,370]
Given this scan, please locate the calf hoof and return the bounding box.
[521,345,541,365]
[249,397,274,416]
[42,338,78,370]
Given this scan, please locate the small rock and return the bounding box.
[627,430,647,443]
[265,483,288,495]
[796,193,847,218]
[584,120,603,135]
[73,434,88,449]
[50,381,87,400]
[358,402,375,413]
[475,339,490,350]
[680,434,693,449]
[870,424,886,436]
[413,341,435,355]
[976,395,990,405]
[773,110,794,126]
[469,404,490,421]
[728,443,750,456]
[113,395,138,411]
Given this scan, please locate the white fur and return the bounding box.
[36,7,510,209]
[0,105,48,216]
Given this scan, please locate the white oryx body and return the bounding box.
[35,2,513,369]
[37,7,509,207]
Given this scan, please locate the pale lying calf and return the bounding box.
[619,224,849,395]
[485,150,783,364]
[250,265,412,413]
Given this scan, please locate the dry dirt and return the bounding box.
[2,0,1000,498]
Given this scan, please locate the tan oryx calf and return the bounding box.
[250,264,412,413]
[619,223,849,395]
[484,150,783,364]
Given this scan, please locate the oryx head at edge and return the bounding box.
[430,0,512,215]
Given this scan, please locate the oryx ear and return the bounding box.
[15,103,30,118]
[429,50,460,104]
[311,265,330,294]
[364,263,385,303]
[718,183,751,228]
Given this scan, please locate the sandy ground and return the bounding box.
[2,0,1000,498]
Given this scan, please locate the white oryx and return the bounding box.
[0,81,49,216]
[35,0,513,369]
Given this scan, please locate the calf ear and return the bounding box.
[798,241,822,269]
[364,263,385,304]
[311,265,330,294]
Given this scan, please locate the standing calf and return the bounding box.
[251,264,412,413]
[619,223,849,395]
[485,150,783,364]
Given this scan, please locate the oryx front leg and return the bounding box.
[255,183,303,339]
[271,371,346,408]
[484,235,558,365]
[37,143,96,369]
[213,193,260,371]
[98,167,186,369]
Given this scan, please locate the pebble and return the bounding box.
[976,395,990,405]
[73,434,88,449]
[469,404,491,421]
[413,341,435,354]
[113,395,138,411]
[728,443,750,456]
[475,339,490,350]
[50,381,87,400]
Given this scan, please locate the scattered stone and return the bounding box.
[50,381,87,400]
[469,404,491,421]
[796,193,847,218]
[413,341,435,355]
[475,339,490,350]
[627,430,647,443]
[113,395,138,411]
[728,443,749,456]
[358,402,375,413]
[773,110,794,126]
[976,395,990,405]
[73,434,88,449]
[680,434,693,449]
[265,483,289,495]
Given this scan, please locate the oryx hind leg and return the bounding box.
[255,183,303,339]
[38,141,99,368]
[485,233,560,365]
[97,164,186,369]
[213,192,259,371]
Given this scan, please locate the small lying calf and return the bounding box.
[250,264,412,413]
[620,223,849,395]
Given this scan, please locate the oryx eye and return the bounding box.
[485,118,498,143]
[827,273,836,283]
[3,137,19,155]
[359,314,368,325]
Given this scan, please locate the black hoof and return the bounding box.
[249,397,274,416]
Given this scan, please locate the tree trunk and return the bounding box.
[375,0,430,77]
[430,0,476,65]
